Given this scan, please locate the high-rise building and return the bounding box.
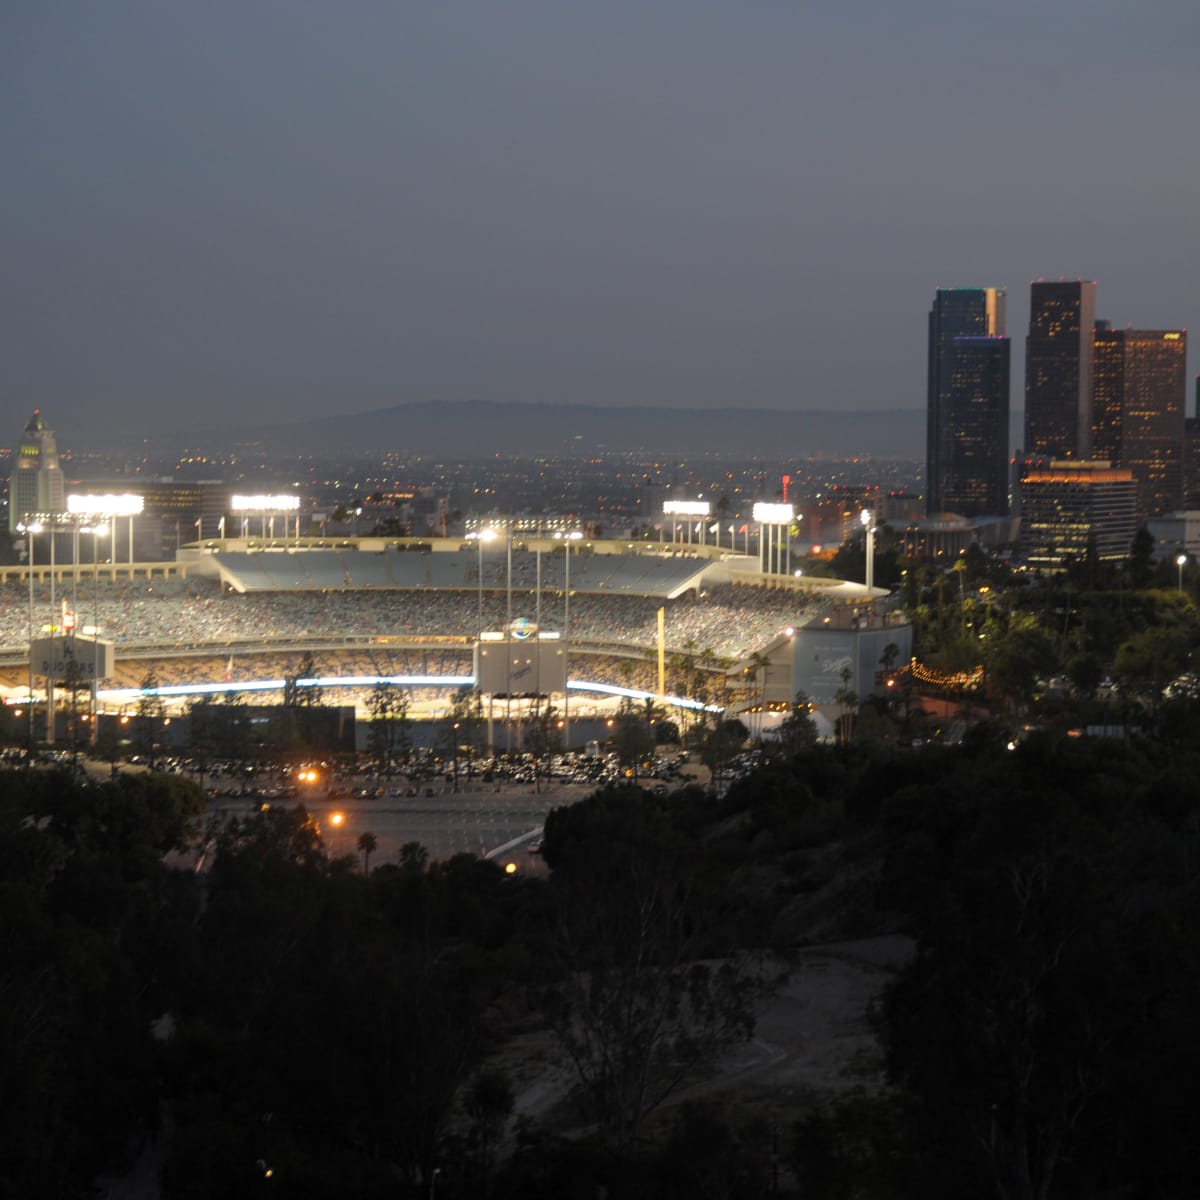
[926,288,1009,516]
[1186,376,1200,509]
[1092,323,1186,517]
[1018,459,1137,568]
[1025,280,1097,459]
[8,410,65,533]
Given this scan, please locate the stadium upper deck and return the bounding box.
[204,546,712,598]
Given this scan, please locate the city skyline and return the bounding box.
[3,2,1197,438]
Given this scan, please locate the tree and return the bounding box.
[614,697,654,780]
[880,641,901,677]
[1127,525,1155,587]
[365,681,411,772]
[56,653,90,772]
[1113,625,1194,712]
[283,649,321,707]
[187,696,218,793]
[0,768,206,1196]
[700,718,749,788]
[94,717,122,779]
[873,738,1200,1199]
[982,612,1056,715]
[462,1069,515,1193]
[743,650,771,742]
[543,787,767,1148]
[774,692,818,756]
[357,830,378,876]
[526,700,561,792]
[835,667,858,746]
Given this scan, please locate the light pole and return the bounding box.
[88,523,108,741]
[556,531,582,749]
[1177,553,1187,593]
[328,810,345,856]
[470,528,498,642]
[505,526,513,755]
[861,508,875,597]
[20,518,42,749]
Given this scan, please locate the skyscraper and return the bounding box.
[1092,324,1187,517]
[7,410,65,533]
[1019,460,1137,567]
[1186,376,1200,509]
[926,288,1009,516]
[1025,280,1097,459]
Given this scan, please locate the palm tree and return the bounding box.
[642,695,664,747]
[357,830,378,876]
[835,666,858,746]
[745,650,771,741]
[715,494,731,547]
[951,556,969,636]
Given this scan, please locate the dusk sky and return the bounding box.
[4,1,1197,441]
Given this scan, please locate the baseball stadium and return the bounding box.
[0,534,910,743]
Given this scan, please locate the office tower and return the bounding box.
[1092,324,1187,517]
[8,409,65,533]
[1025,280,1097,459]
[1019,460,1137,568]
[927,288,1009,516]
[1187,376,1200,509]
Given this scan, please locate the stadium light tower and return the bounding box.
[68,493,143,565]
[663,500,710,546]
[861,508,875,595]
[555,530,583,747]
[752,502,794,575]
[231,493,300,541]
[18,517,43,747]
[468,528,499,642]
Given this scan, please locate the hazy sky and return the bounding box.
[4,1,1197,439]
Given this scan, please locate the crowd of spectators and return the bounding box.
[0,575,820,670]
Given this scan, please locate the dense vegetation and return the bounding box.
[5,714,1200,1197]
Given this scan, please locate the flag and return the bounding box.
[225,655,234,683]
[708,522,719,533]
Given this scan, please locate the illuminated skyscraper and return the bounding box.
[1186,376,1200,509]
[1019,460,1137,568]
[7,409,65,533]
[1092,324,1187,517]
[926,288,1009,516]
[1025,280,1097,459]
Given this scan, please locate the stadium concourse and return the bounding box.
[0,540,871,720]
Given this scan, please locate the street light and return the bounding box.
[328,810,345,856]
[1177,553,1187,592]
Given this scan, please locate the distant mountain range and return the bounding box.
[183,401,941,459]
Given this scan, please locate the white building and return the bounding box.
[8,410,65,533]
